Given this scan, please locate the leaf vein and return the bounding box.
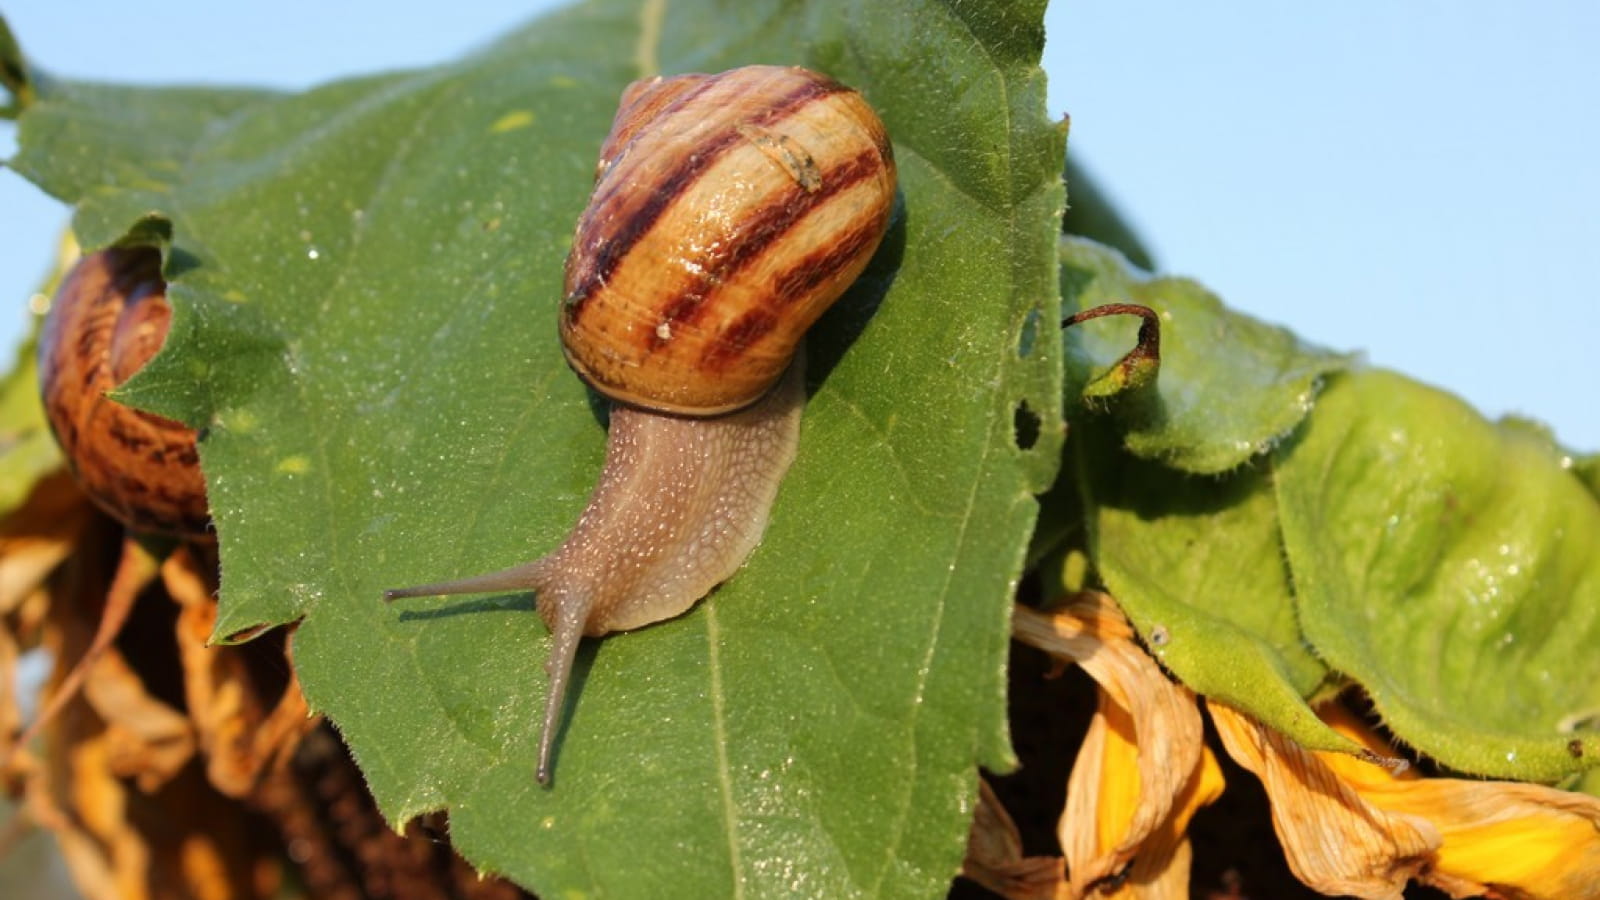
[704,601,746,899]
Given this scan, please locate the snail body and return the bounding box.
[386,65,896,784]
[38,246,210,538]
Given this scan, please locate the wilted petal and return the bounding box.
[1113,738,1224,899]
[167,547,316,799]
[963,777,1068,900]
[5,536,168,776]
[1208,700,1440,900]
[0,471,94,612]
[24,535,285,900]
[1014,594,1220,898]
[1314,704,1600,900]
[83,645,197,791]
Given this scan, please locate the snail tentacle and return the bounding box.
[536,591,591,785]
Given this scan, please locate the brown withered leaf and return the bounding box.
[167,546,317,799]
[7,533,166,773]
[81,638,196,792]
[252,724,530,900]
[2,480,525,898]
[0,470,94,613]
[1,470,94,774]
[24,521,288,900]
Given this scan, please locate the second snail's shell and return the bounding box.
[560,65,897,416]
[38,247,210,537]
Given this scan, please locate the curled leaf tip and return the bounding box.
[1062,303,1161,399]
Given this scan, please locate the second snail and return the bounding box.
[386,65,897,784]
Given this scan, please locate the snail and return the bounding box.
[385,65,897,784]
[13,245,210,767]
[37,245,210,538]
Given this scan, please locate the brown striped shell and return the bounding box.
[560,65,897,415]
[37,247,210,538]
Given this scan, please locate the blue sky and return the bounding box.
[2,1,1596,449]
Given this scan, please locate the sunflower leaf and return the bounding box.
[1060,236,1353,475]
[6,0,1065,895]
[1072,419,1354,755]
[1275,369,1600,782]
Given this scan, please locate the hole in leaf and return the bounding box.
[1013,399,1041,450]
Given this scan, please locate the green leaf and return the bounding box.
[1050,237,1358,754]
[1060,236,1354,474]
[1072,420,1355,755]
[9,1,1064,895]
[1576,452,1600,502]
[13,82,275,234]
[1062,157,1155,271]
[1497,416,1600,504]
[1579,766,1600,799]
[0,238,75,520]
[1275,369,1600,781]
[0,330,60,518]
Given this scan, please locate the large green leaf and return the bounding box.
[8,0,1064,895]
[1072,421,1354,755]
[1056,237,1353,752]
[1275,369,1600,782]
[1060,236,1353,474]
[1576,452,1600,501]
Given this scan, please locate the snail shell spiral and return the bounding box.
[37,246,209,538]
[560,64,897,415]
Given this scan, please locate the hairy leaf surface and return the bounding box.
[1275,370,1600,782]
[1060,236,1352,474]
[8,1,1065,895]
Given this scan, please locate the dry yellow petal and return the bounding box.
[1107,741,1224,900]
[1056,686,1125,892]
[1316,704,1600,900]
[962,777,1068,900]
[1015,594,1220,898]
[1208,700,1439,900]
